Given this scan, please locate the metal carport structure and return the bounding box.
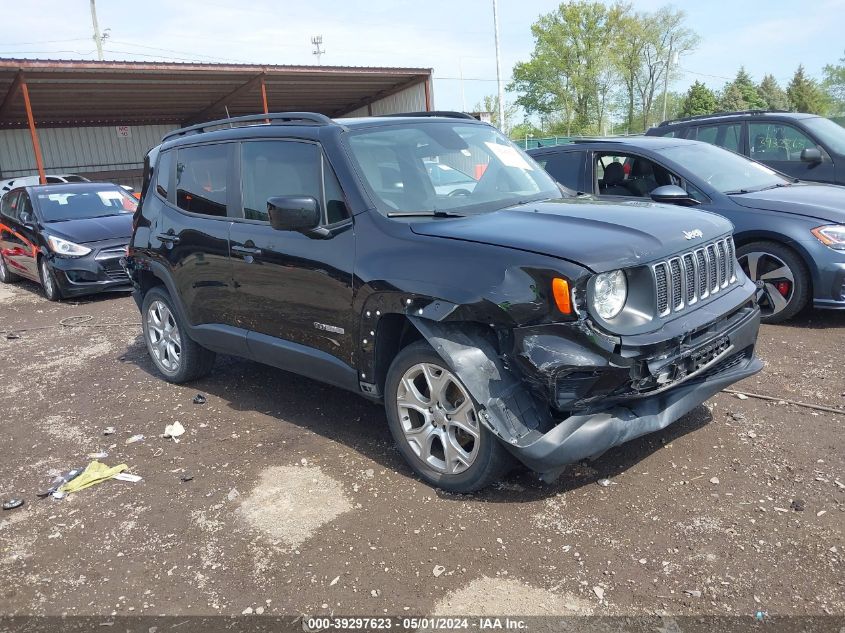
[0,59,433,187]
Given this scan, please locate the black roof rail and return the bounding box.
[657,109,791,127]
[162,112,336,143]
[380,111,479,121]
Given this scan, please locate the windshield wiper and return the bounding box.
[725,182,791,195]
[386,210,465,218]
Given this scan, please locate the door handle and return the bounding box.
[231,245,262,256]
[156,233,180,244]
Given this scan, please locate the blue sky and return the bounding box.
[5,0,845,114]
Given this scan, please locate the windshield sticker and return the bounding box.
[484,142,534,171]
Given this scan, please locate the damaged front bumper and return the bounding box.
[410,279,762,482]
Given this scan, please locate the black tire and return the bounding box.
[141,285,216,383]
[39,257,63,301]
[736,240,810,324]
[384,340,512,492]
[0,253,19,283]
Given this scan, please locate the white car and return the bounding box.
[0,174,90,192]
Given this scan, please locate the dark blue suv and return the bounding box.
[646,111,845,186]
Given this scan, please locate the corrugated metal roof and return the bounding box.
[0,58,432,128]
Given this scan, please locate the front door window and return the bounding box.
[749,123,816,162]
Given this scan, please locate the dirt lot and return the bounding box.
[0,279,843,625]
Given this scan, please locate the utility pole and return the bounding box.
[311,36,325,65]
[90,0,104,61]
[459,57,466,113]
[661,37,676,123]
[492,0,506,133]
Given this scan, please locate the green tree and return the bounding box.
[509,1,628,135]
[787,65,829,114]
[719,67,766,111]
[633,6,700,128]
[719,84,745,111]
[679,80,717,117]
[757,74,789,110]
[473,94,518,132]
[822,52,845,114]
[611,12,648,131]
[510,121,544,144]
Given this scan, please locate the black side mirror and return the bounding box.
[800,147,822,164]
[650,185,700,207]
[19,211,34,226]
[267,196,320,232]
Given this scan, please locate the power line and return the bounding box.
[1,37,90,46]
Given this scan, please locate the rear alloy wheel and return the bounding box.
[146,299,183,374]
[141,286,216,383]
[39,257,62,301]
[737,241,809,324]
[0,254,19,283]
[385,341,512,492]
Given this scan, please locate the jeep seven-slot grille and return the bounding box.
[653,237,737,316]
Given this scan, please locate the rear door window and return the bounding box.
[535,151,582,191]
[175,144,231,217]
[0,191,20,221]
[694,123,742,152]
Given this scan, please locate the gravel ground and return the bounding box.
[0,280,842,626]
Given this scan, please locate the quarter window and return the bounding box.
[175,144,230,217]
[749,123,816,162]
[240,141,322,222]
[156,150,173,200]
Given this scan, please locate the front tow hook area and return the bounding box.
[510,355,763,482]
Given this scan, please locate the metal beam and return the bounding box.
[184,72,266,125]
[20,78,47,185]
[0,70,23,119]
[332,75,428,117]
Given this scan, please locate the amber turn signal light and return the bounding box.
[552,277,572,315]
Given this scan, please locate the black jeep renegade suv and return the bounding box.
[125,111,763,492]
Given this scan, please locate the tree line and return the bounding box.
[501,1,845,137]
[677,63,840,119]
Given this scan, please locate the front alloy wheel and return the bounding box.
[397,362,481,475]
[39,258,62,301]
[385,341,512,492]
[146,299,182,374]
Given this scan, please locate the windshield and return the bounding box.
[346,121,561,215]
[802,116,845,155]
[36,185,138,222]
[660,142,789,193]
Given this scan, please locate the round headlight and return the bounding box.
[593,270,627,320]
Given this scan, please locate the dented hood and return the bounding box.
[409,198,733,273]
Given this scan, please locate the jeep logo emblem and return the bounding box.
[683,229,704,240]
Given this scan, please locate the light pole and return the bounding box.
[311,35,325,65]
[90,0,104,61]
[525,132,534,149]
[661,43,678,123]
[492,0,506,133]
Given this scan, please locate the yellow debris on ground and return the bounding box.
[58,460,128,494]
